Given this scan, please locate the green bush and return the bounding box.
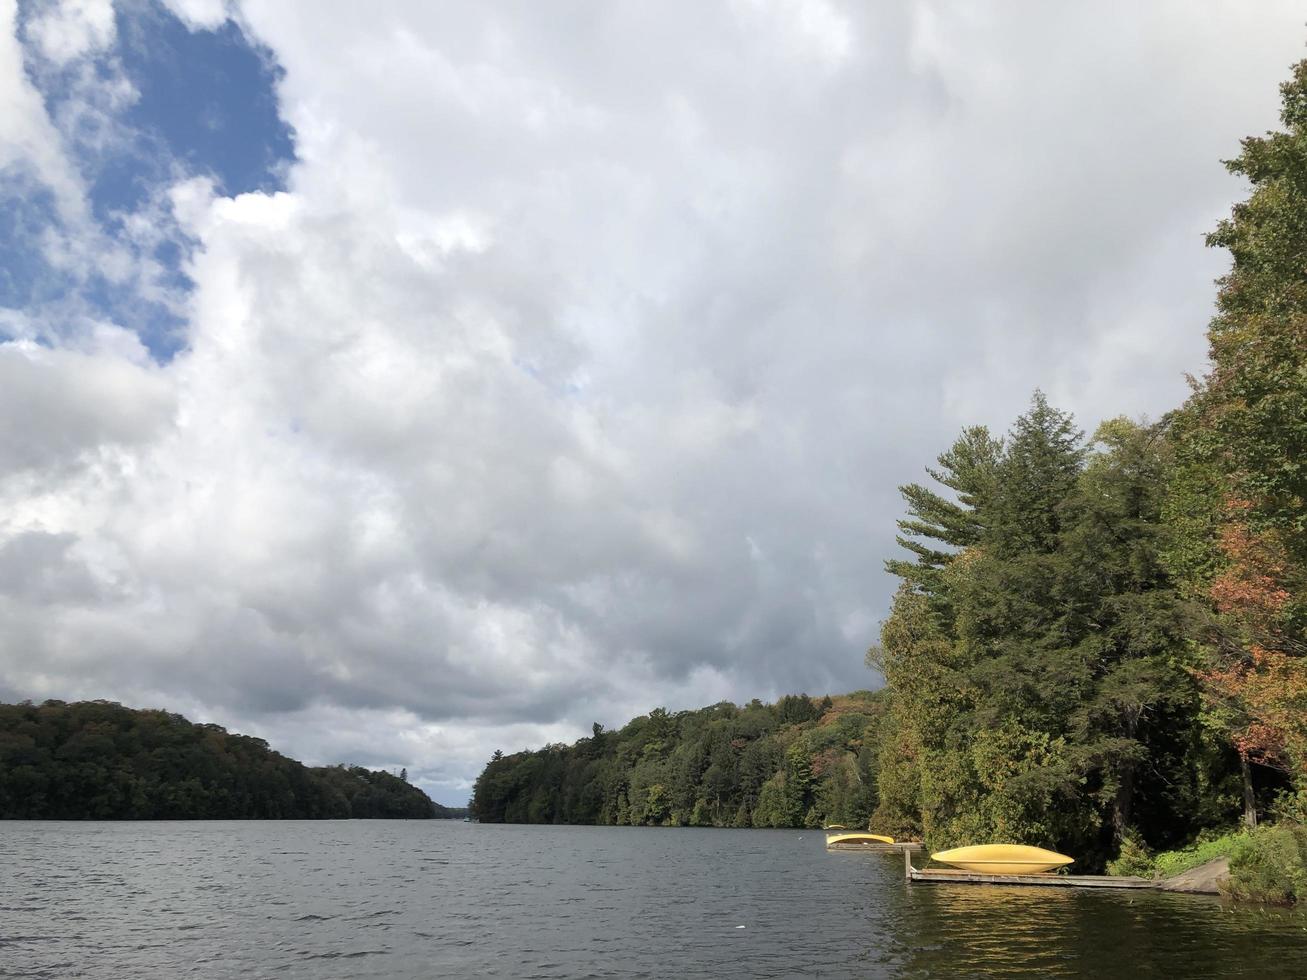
[1271,790,1307,825]
[1107,832,1154,877]
[1224,824,1307,905]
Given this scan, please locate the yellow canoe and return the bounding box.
[826,832,895,847]
[931,844,1073,875]
[823,824,847,830]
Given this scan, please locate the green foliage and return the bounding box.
[1225,824,1307,904]
[986,391,1084,559]
[0,700,442,819]
[310,764,438,819]
[866,696,922,839]
[885,425,1002,613]
[1272,789,1307,824]
[1152,829,1249,879]
[877,398,1224,870]
[1164,58,1307,782]
[469,693,888,829]
[752,773,789,828]
[1201,64,1307,559]
[776,694,821,725]
[1107,831,1155,878]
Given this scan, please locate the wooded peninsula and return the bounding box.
[0,700,456,820]
[471,61,1307,903]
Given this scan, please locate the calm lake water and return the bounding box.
[2,821,1305,978]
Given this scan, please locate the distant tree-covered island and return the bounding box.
[0,700,452,820]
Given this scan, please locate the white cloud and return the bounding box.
[25,0,115,66]
[0,337,173,476]
[0,0,87,221]
[159,0,228,32]
[2,1,1305,804]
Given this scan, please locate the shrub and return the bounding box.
[1107,832,1154,878]
[1224,824,1307,905]
[1271,789,1307,825]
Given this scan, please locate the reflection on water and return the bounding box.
[1,821,1304,979]
[899,883,1307,978]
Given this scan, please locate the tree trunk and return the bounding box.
[1240,754,1257,829]
[1112,771,1134,842]
[1112,714,1138,842]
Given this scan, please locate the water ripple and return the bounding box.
[1,822,1306,978]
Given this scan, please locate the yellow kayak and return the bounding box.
[826,832,895,847]
[931,844,1073,874]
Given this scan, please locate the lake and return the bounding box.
[2,821,1305,978]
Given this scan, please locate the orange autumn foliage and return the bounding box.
[1198,499,1307,774]
[1200,646,1307,770]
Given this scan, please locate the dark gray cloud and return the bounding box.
[2,0,1304,804]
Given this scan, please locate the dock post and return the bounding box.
[904,845,912,880]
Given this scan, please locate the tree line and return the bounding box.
[472,693,886,829]
[471,60,1307,879]
[0,700,449,820]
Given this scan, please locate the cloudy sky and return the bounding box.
[1,0,1303,804]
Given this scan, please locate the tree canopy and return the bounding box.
[471,693,885,830]
[871,404,1220,869]
[0,700,447,820]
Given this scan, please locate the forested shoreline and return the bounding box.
[0,700,450,820]
[472,61,1307,899]
[473,693,886,828]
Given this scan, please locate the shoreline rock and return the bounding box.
[1158,857,1230,895]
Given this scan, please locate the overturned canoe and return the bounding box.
[826,832,895,847]
[931,844,1073,875]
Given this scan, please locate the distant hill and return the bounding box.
[0,700,449,820]
[471,692,888,830]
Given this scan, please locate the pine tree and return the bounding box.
[885,425,1002,614]
[986,391,1085,559]
[1058,419,1199,849]
[879,399,1207,864]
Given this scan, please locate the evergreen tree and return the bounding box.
[1057,420,1203,852]
[986,391,1085,558]
[876,399,1218,867]
[885,425,1002,610]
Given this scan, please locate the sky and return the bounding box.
[1,0,1304,806]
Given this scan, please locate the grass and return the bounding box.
[1152,830,1250,878]
[1112,815,1307,903]
[1109,828,1249,879]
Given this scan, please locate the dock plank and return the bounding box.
[907,867,1153,889]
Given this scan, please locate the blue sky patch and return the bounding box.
[5,0,296,362]
[115,2,295,199]
[0,184,62,312]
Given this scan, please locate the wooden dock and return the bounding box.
[903,849,1153,889]
[827,840,924,853]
